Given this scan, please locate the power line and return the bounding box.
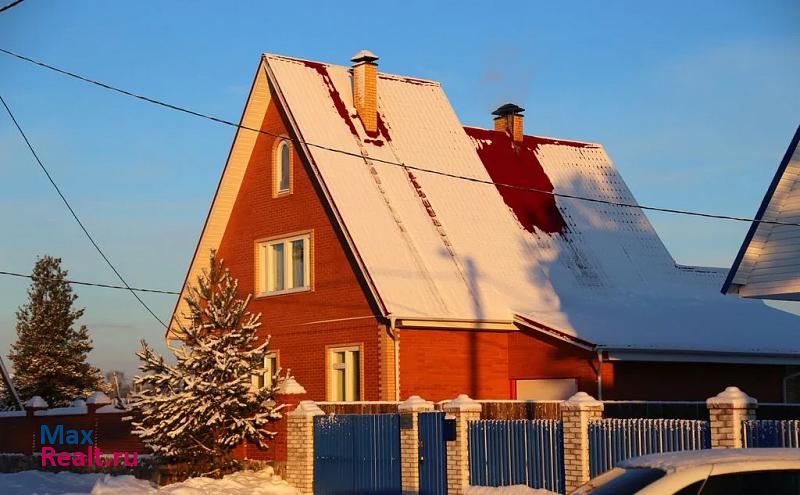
[0,270,179,295]
[1,47,799,229]
[0,94,170,328]
[0,0,26,14]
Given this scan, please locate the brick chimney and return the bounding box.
[492,103,525,142]
[351,50,379,134]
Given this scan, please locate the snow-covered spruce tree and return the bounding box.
[132,251,286,473]
[8,256,106,407]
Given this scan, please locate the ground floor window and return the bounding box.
[252,352,278,390]
[328,346,361,401]
[515,378,577,400]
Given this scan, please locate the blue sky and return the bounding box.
[1,1,798,378]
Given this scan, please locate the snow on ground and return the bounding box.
[465,486,558,495]
[0,469,298,495]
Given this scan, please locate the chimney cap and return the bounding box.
[351,49,379,64]
[492,103,525,117]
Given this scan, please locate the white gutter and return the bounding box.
[390,315,400,401]
[605,349,800,365]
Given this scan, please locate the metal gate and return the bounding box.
[743,420,800,448]
[469,419,565,494]
[418,411,448,495]
[313,414,402,494]
[589,418,710,477]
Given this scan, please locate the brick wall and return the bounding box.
[215,96,385,403]
[399,328,511,400]
[0,410,145,456]
[508,328,609,396]
[611,361,788,402]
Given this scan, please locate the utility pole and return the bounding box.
[0,355,23,410]
[112,371,121,400]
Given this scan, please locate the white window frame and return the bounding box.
[256,233,311,296]
[327,345,362,401]
[252,352,278,390]
[274,139,292,196]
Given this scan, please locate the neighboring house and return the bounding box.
[722,125,800,301]
[169,51,800,403]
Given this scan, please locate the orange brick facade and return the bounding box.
[215,97,386,403]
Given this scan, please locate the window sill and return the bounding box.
[272,189,292,198]
[255,287,311,299]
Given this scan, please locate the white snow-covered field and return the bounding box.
[0,469,298,495]
[0,469,560,495]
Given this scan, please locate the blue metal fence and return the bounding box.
[589,418,710,478]
[418,411,448,495]
[469,419,565,494]
[743,420,800,448]
[313,414,402,495]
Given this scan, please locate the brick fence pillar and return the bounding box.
[707,386,757,449]
[561,392,603,493]
[398,395,433,494]
[285,400,324,494]
[24,396,48,455]
[443,394,481,495]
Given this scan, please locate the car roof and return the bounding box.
[620,448,800,471]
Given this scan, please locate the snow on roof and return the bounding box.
[264,54,800,359]
[723,125,800,301]
[34,404,87,416]
[0,410,26,417]
[86,391,112,405]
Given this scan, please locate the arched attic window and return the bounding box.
[275,139,292,195]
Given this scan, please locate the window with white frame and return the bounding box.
[252,352,278,390]
[257,234,311,295]
[275,140,291,195]
[328,346,361,401]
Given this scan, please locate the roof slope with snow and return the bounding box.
[723,125,800,301]
[262,54,800,358]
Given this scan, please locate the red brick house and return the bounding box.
[169,51,800,404]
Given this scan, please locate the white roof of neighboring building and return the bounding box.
[723,126,800,301]
[263,54,800,360]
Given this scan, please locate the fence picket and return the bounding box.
[743,420,800,448]
[588,418,710,478]
[469,419,564,494]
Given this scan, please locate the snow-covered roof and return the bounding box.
[723,125,800,301]
[262,54,800,360]
[34,404,87,416]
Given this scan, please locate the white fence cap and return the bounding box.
[86,391,112,405]
[277,377,306,395]
[24,396,48,409]
[706,386,757,408]
[563,391,603,410]
[399,395,434,412]
[443,394,482,413]
[288,400,325,418]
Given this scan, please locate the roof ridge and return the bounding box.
[462,125,602,147]
[263,53,440,87]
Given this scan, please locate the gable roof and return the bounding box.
[722,125,800,301]
[171,53,800,361]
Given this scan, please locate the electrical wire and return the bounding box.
[0,94,170,328]
[0,0,25,14]
[2,47,798,228]
[0,270,179,295]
